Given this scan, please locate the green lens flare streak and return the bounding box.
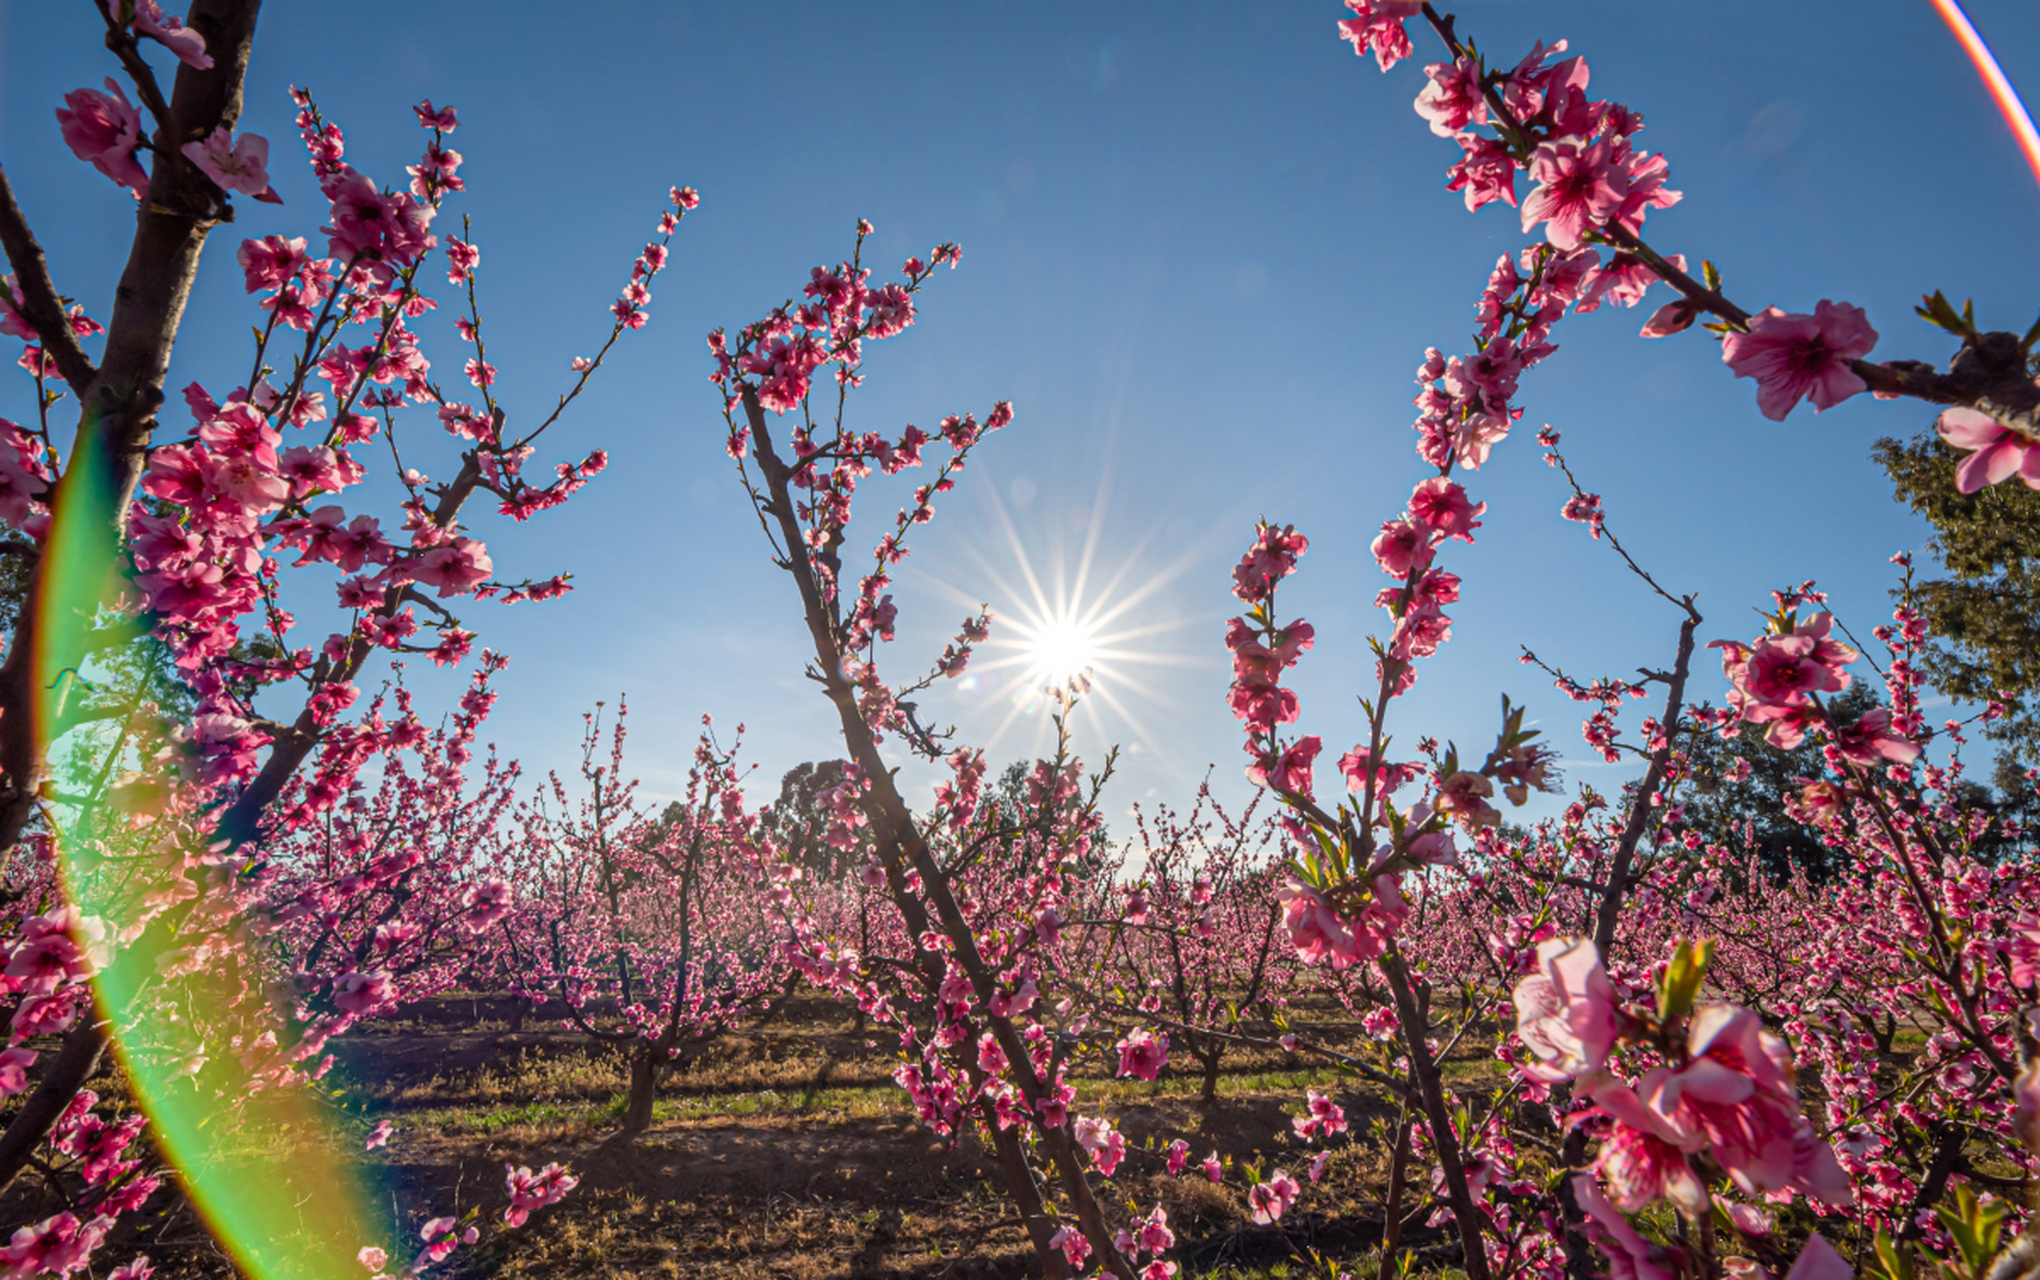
[40,430,383,1278]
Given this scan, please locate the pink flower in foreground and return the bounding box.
[0,1047,36,1095]
[1585,1079,1709,1215]
[1784,1234,1854,1280]
[1720,302,1878,421]
[55,79,148,198]
[1115,1029,1169,1082]
[181,129,282,203]
[1628,1004,1854,1206]
[2014,1046,2039,1157]
[0,1211,109,1277]
[1573,1176,1675,1280]
[1513,937,1617,1082]
[2011,913,2040,989]
[1936,406,2040,493]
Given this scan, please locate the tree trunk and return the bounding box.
[621,1044,659,1135]
[1380,1111,1411,1275]
[1199,1050,1223,1105]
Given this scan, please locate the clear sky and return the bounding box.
[2,1,2037,828]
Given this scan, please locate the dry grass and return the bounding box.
[0,995,1514,1278]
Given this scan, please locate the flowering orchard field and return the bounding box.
[0,1,2034,1278]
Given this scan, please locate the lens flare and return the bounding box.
[38,435,383,1279]
[1932,0,2040,193]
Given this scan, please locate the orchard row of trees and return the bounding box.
[0,2,2033,1279]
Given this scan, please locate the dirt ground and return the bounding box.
[7,996,1499,1279]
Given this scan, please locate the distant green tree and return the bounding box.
[1675,683,1871,882]
[1873,368,2040,786]
[761,759,857,881]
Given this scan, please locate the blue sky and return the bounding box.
[2,1,2037,828]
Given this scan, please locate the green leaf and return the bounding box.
[1701,260,1722,292]
[1915,289,1976,338]
[1870,1230,1916,1280]
[1934,1184,2006,1279]
[1655,937,1714,1023]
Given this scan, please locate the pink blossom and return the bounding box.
[1435,770,1499,829]
[1415,58,1487,137]
[1720,302,1878,421]
[332,969,396,1015]
[364,1120,392,1150]
[1370,516,1436,579]
[503,1162,578,1227]
[133,2,211,68]
[2011,912,2040,989]
[237,235,312,293]
[1521,136,1629,251]
[1232,523,1309,601]
[1936,406,2040,493]
[1447,133,1519,212]
[181,129,281,203]
[410,537,494,596]
[1572,1176,1675,1280]
[1073,1115,1127,1174]
[1201,1152,1223,1183]
[0,1047,34,1095]
[1248,735,1321,798]
[1115,1029,1169,1081]
[1048,1226,1090,1270]
[2015,1049,2039,1157]
[1586,1079,1709,1215]
[1784,1234,1853,1280]
[1625,1004,1854,1206]
[414,100,459,131]
[1135,1204,1174,1255]
[1337,0,1420,71]
[55,80,149,198]
[1407,477,1484,540]
[1832,708,1920,766]
[1165,1139,1190,1177]
[1247,1169,1301,1224]
[1512,936,1617,1082]
[1275,879,1391,970]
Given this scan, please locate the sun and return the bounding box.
[1016,615,1101,694]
